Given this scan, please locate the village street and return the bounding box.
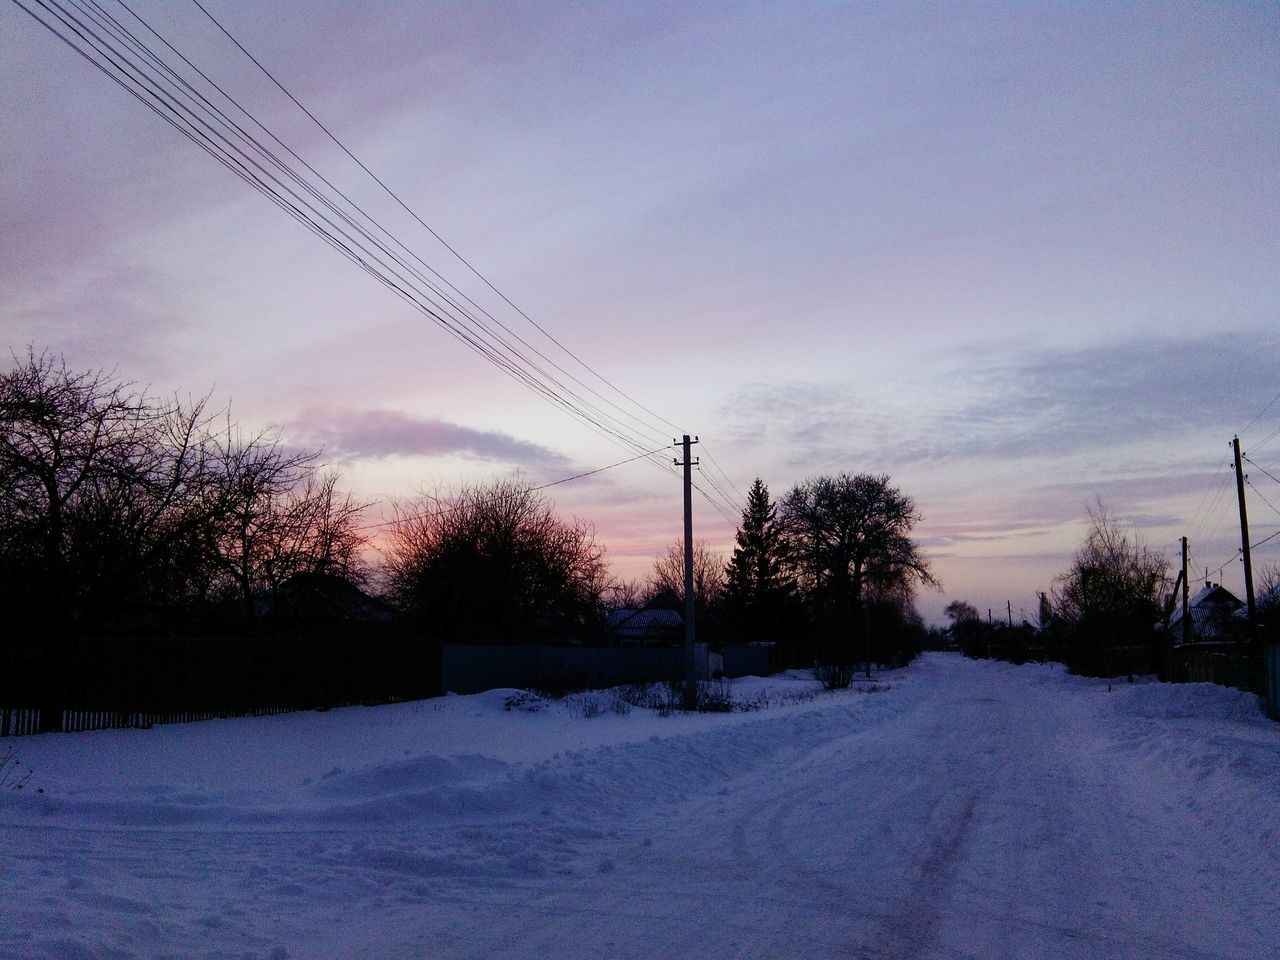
[397,657,1279,960]
[4,655,1278,959]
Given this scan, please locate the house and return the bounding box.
[1168,581,1245,644]
[1165,581,1255,689]
[605,607,683,647]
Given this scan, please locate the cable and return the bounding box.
[1184,454,1229,543]
[1197,552,1238,583]
[1245,477,1280,522]
[1241,387,1280,437]
[1252,528,1280,551]
[14,0,680,480]
[16,0,737,546]
[99,0,673,448]
[699,474,740,519]
[698,441,747,505]
[695,464,742,521]
[1188,462,1235,550]
[1250,423,1280,457]
[1242,454,1280,488]
[187,0,684,439]
[691,478,739,527]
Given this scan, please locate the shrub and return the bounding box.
[814,661,855,690]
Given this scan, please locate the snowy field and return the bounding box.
[2,654,1278,960]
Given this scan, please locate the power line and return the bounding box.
[690,476,739,528]
[696,467,739,516]
[1188,460,1235,549]
[1250,423,1280,457]
[14,0,736,556]
[1243,454,1280,488]
[1195,551,1237,584]
[1245,477,1280,522]
[698,441,747,505]
[187,0,684,440]
[13,0,681,479]
[98,0,671,451]
[1184,454,1229,541]
[694,466,742,525]
[1242,387,1280,437]
[1191,443,1280,592]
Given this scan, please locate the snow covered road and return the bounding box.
[3,655,1278,959]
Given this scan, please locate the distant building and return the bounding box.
[1165,581,1254,689]
[605,608,683,647]
[1168,581,1245,645]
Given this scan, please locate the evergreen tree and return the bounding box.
[724,478,798,643]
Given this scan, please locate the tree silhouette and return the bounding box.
[0,351,369,728]
[1051,501,1168,676]
[723,478,799,644]
[780,472,935,669]
[648,539,725,615]
[386,478,609,644]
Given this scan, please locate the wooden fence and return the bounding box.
[1,633,440,737]
[0,704,302,738]
[1173,645,1266,697]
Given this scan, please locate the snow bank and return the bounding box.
[1108,679,1267,724]
[5,656,1278,960]
[1,671,907,833]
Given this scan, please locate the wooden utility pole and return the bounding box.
[675,435,699,710]
[1232,436,1258,640]
[1181,536,1191,647]
[1007,600,1013,627]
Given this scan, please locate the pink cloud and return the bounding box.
[289,407,571,469]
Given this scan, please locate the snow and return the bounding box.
[2,656,1277,959]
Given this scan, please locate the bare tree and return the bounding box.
[0,351,222,727]
[0,351,372,727]
[1259,563,1280,647]
[944,600,989,658]
[205,422,369,612]
[0,352,158,611]
[648,539,725,612]
[1258,563,1280,610]
[1051,501,1169,677]
[603,578,646,612]
[385,478,609,643]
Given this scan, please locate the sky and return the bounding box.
[2,0,1278,624]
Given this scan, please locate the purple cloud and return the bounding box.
[290,408,572,469]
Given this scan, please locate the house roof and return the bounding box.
[1168,581,1245,641]
[606,607,683,637]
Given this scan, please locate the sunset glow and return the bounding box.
[3,1,1277,621]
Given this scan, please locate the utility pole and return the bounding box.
[1007,600,1013,627]
[1232,436,1258,642]
[675,435,699,710]
[1181,536,1191,647]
